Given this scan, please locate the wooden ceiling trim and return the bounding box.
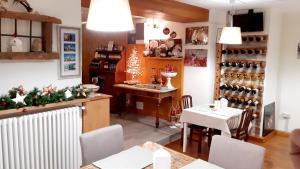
[81,0,209,23]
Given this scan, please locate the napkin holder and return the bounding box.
[153,148,171,169]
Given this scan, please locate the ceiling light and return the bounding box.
[219,27,242,44]
[219,0,242,44]
[86,0,134,32]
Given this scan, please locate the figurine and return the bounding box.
[0,0,8,11]
[10,37,23,52]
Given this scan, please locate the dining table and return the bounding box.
[180,105,244,152]
[81,141,223,169]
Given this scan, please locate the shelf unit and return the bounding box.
[214,35,268,137]
[0,11,62,60]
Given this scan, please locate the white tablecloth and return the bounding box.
[180,105,243,137]
[180,105,244,152]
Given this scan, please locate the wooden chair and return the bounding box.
[230,108,254,141]
[180,95,211,152]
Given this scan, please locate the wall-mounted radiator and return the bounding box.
[0,106,82,169]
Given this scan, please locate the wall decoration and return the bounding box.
[184,49,207,67]
[10,37,23,52]
[163,27,170,35]
[148,39,182,57]
[14,0,33,13]
[170,31,177,39]
[59,26,81,78]
[298,43,300,59]
[185,26,209,45]
[0,0,8,11]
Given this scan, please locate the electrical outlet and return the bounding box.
[281,113,291,119]
[136,101,144,110]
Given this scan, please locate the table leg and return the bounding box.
[183,122,187,152]
[155,100,161,128]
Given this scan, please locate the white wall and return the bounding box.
[144,10,226,106]
[0,0,82,95]
[277,13,300,132]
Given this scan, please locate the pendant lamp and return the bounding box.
[87,0,134,32]
[219,0,242,44]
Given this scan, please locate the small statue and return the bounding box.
[14,0,33,13]
[10,37,23,52]
[0,0,8,11]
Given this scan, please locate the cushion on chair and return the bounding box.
[290,129,300,169]
[208,135,265,169]
[80,124,124,166]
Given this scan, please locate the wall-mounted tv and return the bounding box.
[233,10,264,32]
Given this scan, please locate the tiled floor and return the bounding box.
[111,114,181,148]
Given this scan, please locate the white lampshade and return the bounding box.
[87,0,134,32]
[219,27,242,44]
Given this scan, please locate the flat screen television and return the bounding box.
[233,12,264,32]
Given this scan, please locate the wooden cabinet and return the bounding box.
[82,94,111,133]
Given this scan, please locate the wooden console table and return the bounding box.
[114,84,177,128]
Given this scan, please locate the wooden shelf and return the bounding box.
[0,11,62,24]
[144,57,183,61]
[0,52,60,60]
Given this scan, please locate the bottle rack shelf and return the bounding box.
[214,35,268,137]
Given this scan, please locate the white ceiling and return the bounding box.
[176,0,300,11]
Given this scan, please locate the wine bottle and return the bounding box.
[231,62,237,67]
[237,98,243,105]
[247,49,254,55]
[238,62,244,68]
[233,50,239,55]
[245,63,251,69]
[240,49,246,54]
[225,62,231,67]
[252,63,258,69]
[243,99,249,106]
[219,84,227,90]
[227,84,233,91]
[242,36,248,42]
[227,50,233,55]
[250,88,259,95]
[250,100,259,106]
[238,86,245,92]
[256,36,265,42]
[220,62,226,67]
[245,87,251,93]
[254,49,262,55]
[260,62,266,68]
[221,50,227,54]
[232,85,239,91]
[230,97,237,104]
[248,36,254,42]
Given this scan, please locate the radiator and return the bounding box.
[0,106,82,169]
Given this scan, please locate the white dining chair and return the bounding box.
[208,135,265,169]
[80,124,124,166]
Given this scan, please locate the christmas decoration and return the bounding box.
[126,47,142,82]
[12,93,27,105]
[0,85,91,111]
[41,85,57,96]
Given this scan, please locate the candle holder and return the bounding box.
[161,72,177,89]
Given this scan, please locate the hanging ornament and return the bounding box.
[12,93,27,105]
[163,27,170,35]
[170,31,177,39]
[41,85,57,96]
[65,89,73,99]
[76,85,89,98]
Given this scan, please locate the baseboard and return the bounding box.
[276,130,290,137]
[249,130,290,143]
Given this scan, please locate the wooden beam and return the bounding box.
[81,0,209,23]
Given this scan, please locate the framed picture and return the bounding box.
[184,49,208,67]
[148,39,183,57]
[59,26,81,78]
[185,26,209,45]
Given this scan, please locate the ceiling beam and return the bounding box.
[81,0,209,23]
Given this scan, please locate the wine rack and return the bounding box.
[214,35,268,137]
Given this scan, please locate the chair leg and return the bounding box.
[189,128,193,143]
[208,128,212,147]
[245,133,249,142]
[180,128,183,146]
[198,131,202,152]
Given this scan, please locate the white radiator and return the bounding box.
[0,106,82,169]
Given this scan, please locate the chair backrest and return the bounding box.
[80,124,124,166]
[180,95,193,111]
[290,129,300,169]
[209,135,265,169]
[236,108,254,139]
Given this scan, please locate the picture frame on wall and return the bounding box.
[184,49,208,67]
[297,43,300,59]
[59,26,81,78]
[185,26,209,45]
